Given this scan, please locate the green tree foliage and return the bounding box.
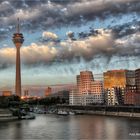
[27,96,66,106]
[0,95,20,108]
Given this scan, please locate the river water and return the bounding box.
[0,114,140,140]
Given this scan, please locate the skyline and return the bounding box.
[0,0,140,88]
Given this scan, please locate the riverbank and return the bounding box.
[74,110,140,118]
[0,109,19,121]
[56,105,140,118]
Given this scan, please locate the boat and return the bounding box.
[20,113,35,120]
[34,109,46,114]
[57,110,68,115]
[33,107,47,114]
[69,111,76,115]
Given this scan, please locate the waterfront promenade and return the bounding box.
[57,105,140,118]
[0,109,18,121]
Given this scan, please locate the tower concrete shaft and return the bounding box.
[12,19,24,97]
[15,46,21,97]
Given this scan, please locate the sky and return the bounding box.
[0,0,140,88]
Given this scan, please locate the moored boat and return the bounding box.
[69,111,76,115]
[57,110,68,115]
[20,113,35,120]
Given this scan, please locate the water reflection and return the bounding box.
[0,115,140,140]
[13,123,22,140]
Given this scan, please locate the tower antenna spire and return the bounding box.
[17,18,20,33]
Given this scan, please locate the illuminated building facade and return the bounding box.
[91,81,104,102]
[2,91,12,96]
[69,89,81,105]
[135,68,140,93]
[82,81,104,105]
[124,85,137,105]
[77,71,94,95]
[104,87,125,105]
[45,87,52,96]
[124,69,140,105]
[104,70,135,105]
[70,71,104,105]
[12,18,24,97]
[104,70,135,89]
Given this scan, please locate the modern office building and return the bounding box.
[135,68,140,93]
[124,85,137,105]
[77,71,94,95]
[90,81,104,104]
[103,69,135,105]
[69,89,81,105]
[123,69,140,105]
[70,71,104,105]
[104,88,116,105]
[104,87,125,105]
[104,70,135,89]
[12,18,24,97]
[124,69,140,105]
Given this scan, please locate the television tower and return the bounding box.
[12,18,24,97]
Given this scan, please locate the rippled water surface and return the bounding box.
[0,114,140,140]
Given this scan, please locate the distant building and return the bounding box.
[104,69,135,105]
[45,87,52,96]
[48,90,69,103]
[21,90,30,100]
[135,69,140,105]
[24,90,29,96]
[2,91,12,96]
[52,84,76,94]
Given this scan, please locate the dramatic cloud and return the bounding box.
[0,42,57,67]
[21,43,57,65]
[60,29,114,61]
[0,47,15,69]
[42,31,58,40]
[42,31,59,43]
[0,0,140,87]
[0,29,139,70]
[111,20,140,39]
[115,32,140,56]
[66,31,75,40]
[0,0,140,31]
